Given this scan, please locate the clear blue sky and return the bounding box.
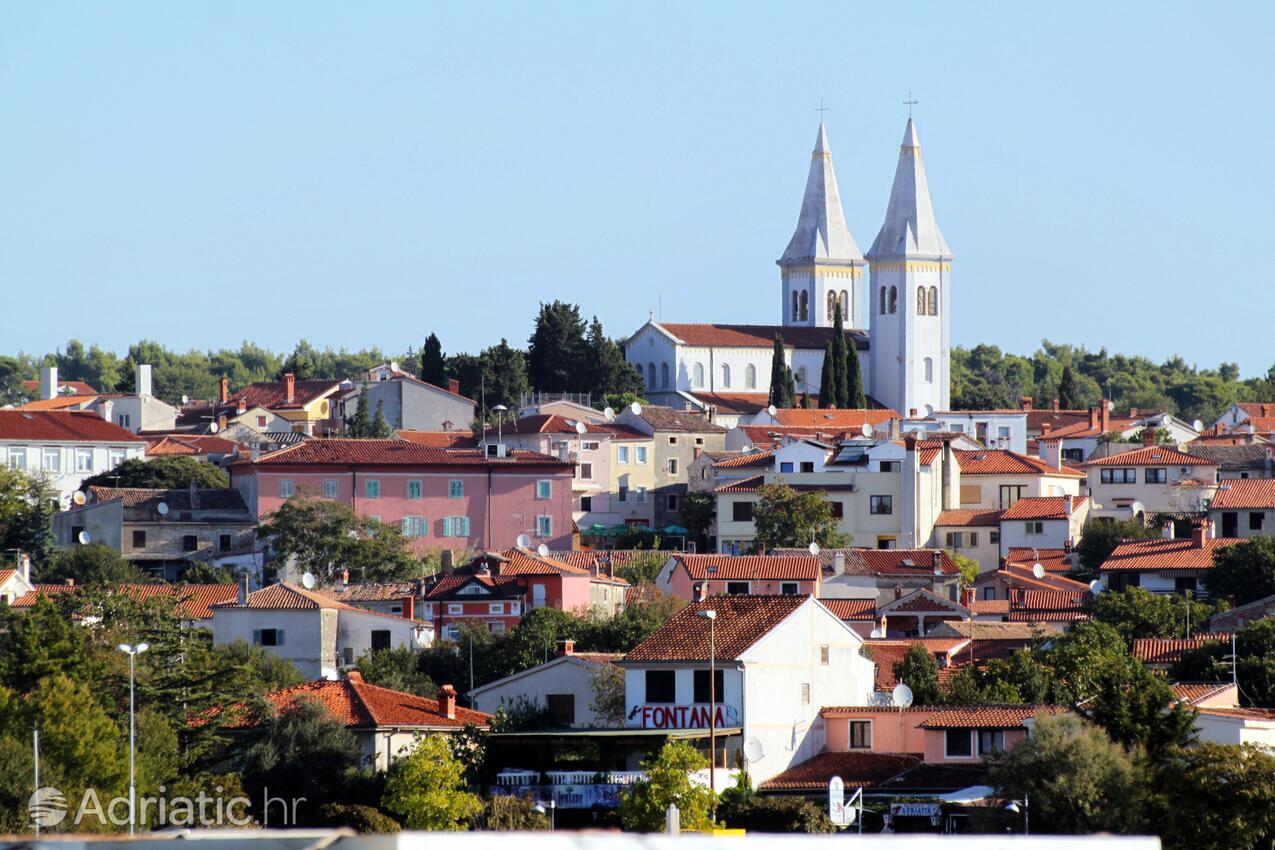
[3,2,1271,374]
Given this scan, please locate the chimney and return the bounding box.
[932,551,943,572]
[249,443,260,462]
[238,573,249,606]
[220,377,230,403]
[1100,403,1110,434]
[39,366,58,400]
[1041,422,1052,436]
[439,684,457,719]
[341,569,349,586]
[66,578,75,587]
[1088,406,1100,429]
[894,583,903,600]
[1051,399,1060,412]
[217,414,228,432]
[1193,520,1208,547]
[1065,494,1074,517]
[401,596,414,620]
[832,552,845,576]
[1129,407,1139,419]
[1142,427,1156,447]
[877,616,888,636]
[1162,520,1175,540]
[694,582,708,602]
[961,585,974,607]
[1020,396,1033,411]
[441,550,455,575]
[98,399,114,424]
[346,670,363,683]
[556,639,575,657]
[18,553,30,584]
[136,364,153,398]
[447,378,461,395]
[941,440,954,510]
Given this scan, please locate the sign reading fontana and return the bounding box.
[634,704,737,729]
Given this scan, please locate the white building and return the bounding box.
[1083,445,1218,519]
[469,642,621,727]
[0,410,147,506]
[618,594,875,787]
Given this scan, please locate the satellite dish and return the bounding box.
[575,421,587,435]
[1192,419,1204,433]
[808,541,821,556]
[767,405,777,416]
[603,406,615,421]
[1089,579,1104,595]
[77,530,91,545]
[181,394,189,404]
[629,402,642,416]
[891,683,914,709]
[71,491,86,506]
[1032,563,1046,580]
[516,533,531,549]
[156,502,169,516]
[869,628,885,639]
[743,737,765,764]
[1030,547,1039,560]
[861,423,873,438]
[1130,501,1145,516]
[536,543,550,558]
[301,572,317,590]
[209,421,220,433]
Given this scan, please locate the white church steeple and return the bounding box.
[867,118,953,416]
[778,123,866,330]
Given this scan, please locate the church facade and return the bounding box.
[625,118,952,422]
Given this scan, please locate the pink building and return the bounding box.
[229,439,575,552]
[822,704,1066,763]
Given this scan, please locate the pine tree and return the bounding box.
[371,399,392,437]
[846,344,867,409]
[480,339,530,411]
[420,333,446,386]
[830,309,849,408]
[583,317,644,400]
[817,341,834,408]
[1058,365,1079,410]
[527,301,588,392]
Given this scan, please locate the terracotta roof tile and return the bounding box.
[495,548,592,576]
[634,405,727,433]
[394,430,479,448]
[685,392,778,415]
[319,582,419,603]
[769,409,900,428]
[1004,548,1074,573]
[23,379,97,395]
[1132,635,1233,664]
[713,450,774,469]
[232,438,570,468]
[655,322,869,352]
[145,435,238,456]
[818,598,877,620]
[18,396,98,411]
[854,549,958,576]
[675,554,819,582]
[11,582,236,620]
[0,410,146,443]
[969,599,1010,614]
[1170,682,1235,705]
[759,752,920,791]
[955,449,1084,477]
[1100,538,1239,572]
[226,380,342,412]
[622,596,809,662]
[220,674,490,729]
[715,475,765,493]
[919,705,1068,729]
[1001,496,1088,521]
[1195,706,1275,721]
[935,508,1003,527]
[1209,478,1275,510]
[1086,446,1215,467]
[423,573,524,600]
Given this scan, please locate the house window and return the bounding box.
[371,630,392,651]
[8,447,26,470]
[990,531,1000,544]
[647,363,656,387]
[448,480,463,499]
[182,535,198,552]
[923,357,934,384]
[668,459,679,475]
[928,286,939,316]
[667,494,679,511]
[256,415,268,427]
[132,530,146,548]
[442,516,471,537]
[880,460,900,473]
[645,670,676,703]
[536,480,552,499]
[546,694,575,725]
[365,479,381,498]
[536,515,553,537]
[726,581,750,595]
[732,501,754,522]
[1025,521,1044,535]
[800,461,815,473]
[408,480,423,499]
[401,516,427,537]
[254,628,283,647]
[1062,448,1084,462]
[636,446,648,464]
[116,414,131,428]
[693,363,705,388]
[447,603,464,615]
[997,426,1011,441]
[917,286,927,315]
[870,495,893,515]
[636,487,647,503]
[1145,468,1167,484]
[876,536,897,549]
[1251,512,1266,531]
[580,495,593,512]
[781,582,800,595]
[849,720,872,749]
[999,485,1024,508]
[745,364,757,389]
[820,644,830,665]
[693,669,725,703]
[617,446,630,465]
[579,462,593,479]
[829,501,844,519]
[618,485,628,503]
[1100,468,1137,484]
[780,462,794,473]
[721,363,731,388]
[945,729,973,758]
[977,730,1005,755]
[488,602,504,614]
[661,363,670,388]
[42,449,60,472]
[323,479,338,498]
[669,437,679,446]
[279,480,295,498]
[74,448,93,473]
[219,534,232,551]
[801,682,810,705]
[888,286,898,313]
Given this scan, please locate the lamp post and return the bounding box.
[533,798,555,830]
[1005,793,1029,835]
[117,642,149,835]
[697,608,717,807]
[492,404,508,447]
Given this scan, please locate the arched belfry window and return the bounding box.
[827,291,838,323]
[840,290,849,319]
[799,290,809,321]
[721,363,731,388]
[745,364,757,389]
[792,291,800,322]
[661,363,670,388]
[888,286,898,314]
[879,287,887,315]
[647,363,656,387]
[928,286,939,316]
[693,362,704,388]
[924,357,934,383]
[917,286,926,315]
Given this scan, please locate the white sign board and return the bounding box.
[828,776,853,826]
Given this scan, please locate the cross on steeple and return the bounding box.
[903,91,918,119]
[814,98,830,121]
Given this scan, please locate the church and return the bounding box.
[625,117,952,423]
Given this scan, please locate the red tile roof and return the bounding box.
[685,392,778,416]
[675,555,819,582]
[1132,635,1233,664]
[715,475,765,493]
[955,449,1084,478]
[423,573,523,600]
[395,430,480,448]
[226,379,342,412]
[622,596,809,662]
[145,435,238,456]
[18,396,99,411]
[864,639,967,690]
[768,409,900,428]
[496,548,592,576]
[969,599,1010,614]
[735,425,872,449]
[1008,589,1092,622]
[935,508,1003,527]
[713,450,774,469]
[1004,548,1074,573]
[1000,496,1087,521]
[1195,706,1275,721]
[0,410,146,443]
[23,379,97,395]
[11,583,237,620]
[1170,682,1236,705]
[818,598,877,620]
[855,549,959,577]
[220,673,490,729]
[211,582,413,620]
[759,752,921,791]
[1100,538,1238,572]
[886,591,967,613]
[233,438,570,468]
[655,322,869,352]
[633,405,727,433]
[1209,478,1275,510]
[1086,446,1215,467]
[919,705,1067,729]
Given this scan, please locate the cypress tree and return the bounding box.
[846,343,867,409]
[783,366,797,408]
[372,399,392,438]
[420,333,446,386]
[1058,365,1079,410]
[817,341,834,408]
[347,386,372,437]
[830,309,849,408]
[768,337,788,408]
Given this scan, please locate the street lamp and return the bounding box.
[492,404,508,447]
[697,609,717,807]
[533,797,555,830]
[1005,794,1029,835]
[117,642,149,835]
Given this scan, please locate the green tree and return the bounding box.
[420,333,446,386]
[1057,365,1080,409]
[891,643,943,705]
[767,337,794,408]
[1093,586,1224,643]
[82,456,228,490]
[0,596,92,693]
[355,647,436,697]
[817,341,834,408]
[0,466,57,567]
[178,562,234,584]
[371,398,392,437]
[846,344,866,410]
[37,543,153,585]
[527,301,588,393]
[346,387,373,437]
[1172,619,1275,708]
[480,338,529,410]
[751,483,850,551]
[679,492,715,550]
[583,317,644,400]
[1075,518,1157,574]
[951,551,980,588]
[381,734,483,830]
[620,741,717,832]
[829,309,849,408]
[588,662,627,726]
[1205,536,1275,606]
[986,714,1143,835]
[1145,743,1275,850]
[258,496,421,585]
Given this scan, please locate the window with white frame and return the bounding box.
[74,448,93,473]
[323,479,339,498]
[617,446,630,465]
[448,603,463,615]
[401,516,427,537]
[1025,521,1044,535]
[279,480,295,498]
[636,446,647,464]
[1145,468,1167,484]
[1100,468,1137,484]
[117,414,131,428]
[7,448,25,470]
[108,448,126,468]
[668,458,678,475]
[488,602,504,615]
[408,480,423,499]
[977,729,1005,755]
[536,480,552,499]
[693,362,704,388]
[745,364,757,389]
[536,515,552,537]
[365,479,381,498]
[42,449,60,472]
[636,486,647,503]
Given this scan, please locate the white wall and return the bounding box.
[336,609,424,666]
[869,263,950,417]
[212,608,335,679]
[473,657,615,727]
[0,441,146,506]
